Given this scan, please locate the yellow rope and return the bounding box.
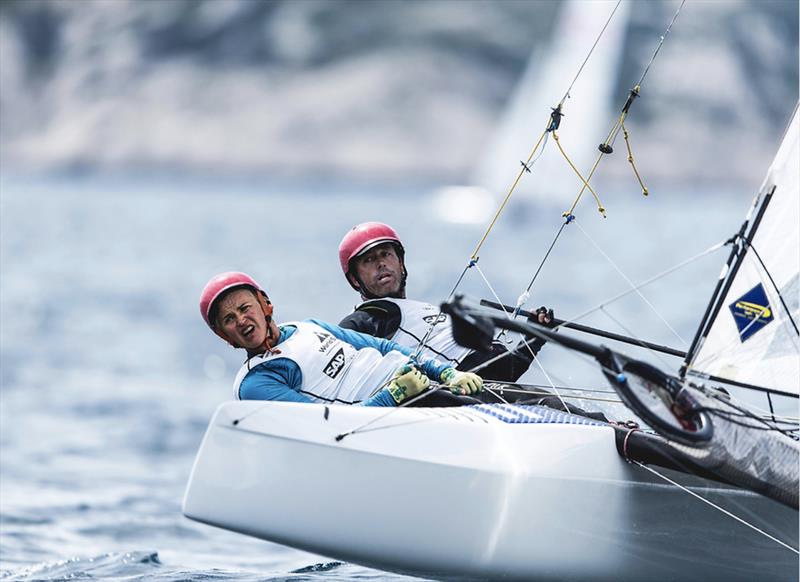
[562,110,626,217]
[622,121,649,196]
[470,127,548,261]
[561,81,650,216]
[600,115,623,151]
[552,131,606,217]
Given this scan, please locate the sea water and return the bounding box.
[0,174,756,580]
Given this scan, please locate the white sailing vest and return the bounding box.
[358,298,473,365]
[232,321,409,404]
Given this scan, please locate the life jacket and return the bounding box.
[232,321,408,404]
[358,298,472,366]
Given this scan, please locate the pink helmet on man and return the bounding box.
[199,272,275,349]
[338,222,406,291]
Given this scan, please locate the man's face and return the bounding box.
[351,243,405,298]
[214,288,268,350]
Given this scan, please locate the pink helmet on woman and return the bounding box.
[199,271,273,345]
[338,222,406,292]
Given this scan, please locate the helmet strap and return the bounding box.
[255,291,277,352]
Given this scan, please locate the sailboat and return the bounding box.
[182,107,799,580]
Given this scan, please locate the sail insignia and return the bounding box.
[729,282,775,341]
[686,105,800,396]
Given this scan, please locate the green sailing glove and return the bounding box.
[387,364,430,404]
[440,367,483,395]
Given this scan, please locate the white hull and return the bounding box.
[183,402,798,581]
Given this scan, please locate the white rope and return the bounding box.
[471,263,570,410]
[572,218,688,347]
[529,351,571,411]
[578,241,726,319]
[632,460,800,555]
[473,264,515,322]
[473,262,517,343]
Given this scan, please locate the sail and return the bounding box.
[430,0,629,224]
[687,105,800,395]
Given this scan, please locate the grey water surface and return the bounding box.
[0,174,758,580]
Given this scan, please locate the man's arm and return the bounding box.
[338,300,402,339]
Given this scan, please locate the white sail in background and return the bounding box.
[688,105,800,395]
[474,0,629,209]
[431,0,629,224]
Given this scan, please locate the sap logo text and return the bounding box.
[422,314,448,325]
[324,348,346,379]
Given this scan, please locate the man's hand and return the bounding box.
[440,367,483,395]
[387,364,430,404]
[530,306,555,327]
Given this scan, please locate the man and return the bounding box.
[199,271,483,406]
[337,222,554,384]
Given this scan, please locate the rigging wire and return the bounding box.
[468,0,622,264]
[693,379,800,425]
[562,0,689,216]
[465,242,730,417]
[691,382,800,437]
[484,386,623,405]
[411,2,691,374]
[599,305,675,370]
[412,0,685,363]
[469,263,572,410]
[409,261,472,360]
[343,0,689,437]
[743,240,800,336]
[572,218,688,346]
[695,408,799,437]
[519,239,726,342]
[510,381,618,394]
[634,0,686,89]
[515,0,688,307]
[557,0,623,107]
[471,262,570,409]
[631,460,800,555]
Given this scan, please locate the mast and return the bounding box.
[681,104,800,396]
[680,186,774,377]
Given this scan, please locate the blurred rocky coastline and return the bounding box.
[1,0,797,187]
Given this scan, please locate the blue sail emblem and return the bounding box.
[729,283,774,342]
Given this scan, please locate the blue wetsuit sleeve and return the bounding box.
[238,359,313,403]
[308,318,450,381]
[239,353,397,407]
[361,390,397,407]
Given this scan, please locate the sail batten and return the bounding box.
[686,105,800,395]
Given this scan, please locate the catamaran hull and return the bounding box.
[183,402,798,581]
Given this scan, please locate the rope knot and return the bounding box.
[547,105,563,132]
